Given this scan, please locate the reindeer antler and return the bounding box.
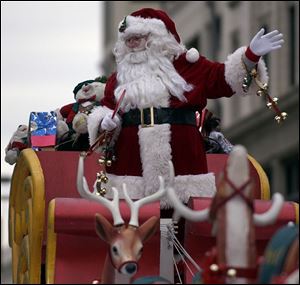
[77,154,124,226]
[253,193,284,226]
[123,177,167,227]
[165,161,209,222]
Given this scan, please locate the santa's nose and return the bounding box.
[125,34,147,49]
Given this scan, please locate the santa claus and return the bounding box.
[87,8,283,208]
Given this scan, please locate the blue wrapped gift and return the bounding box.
[28,111,57,148]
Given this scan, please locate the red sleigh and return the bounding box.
[8,149,298,284]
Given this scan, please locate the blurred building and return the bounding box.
[102,1,299,200]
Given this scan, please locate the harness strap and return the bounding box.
[212,170,254,216]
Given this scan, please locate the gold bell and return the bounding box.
[227,268,237,277]
[266,102,273,109]
[242,84,248,92]
[262,83,268,90]
[250,69,257,77]
[273,97,278,104]
[106,160,112,167]
[281,112,288,120]
[99,188,107,196]
[96,187,106,196]
[210,264,219,272]
[98,158,105,165]
[257,89,264,97]
[101,176,108,183]
[275,115,282,123]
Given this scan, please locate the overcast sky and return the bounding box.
[1,1,103,176]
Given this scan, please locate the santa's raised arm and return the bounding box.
[87,8,283,207]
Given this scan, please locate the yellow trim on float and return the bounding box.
[46,199,57,284]
[292,202,299,225]
[247,154,270,200]
[9,148,45,284]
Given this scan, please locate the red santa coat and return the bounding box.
[88,47,268,208]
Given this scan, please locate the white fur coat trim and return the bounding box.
[119,15,170,41]
[224,46,269,96]
[98,172,216,209]
[96,174,145,200]
[163,173,216,208]
[138,124,173,199]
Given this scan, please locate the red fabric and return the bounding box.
[36,151,102,255]
[10,141,27,150]
[130,8,181,43]
[245,47,261,62]
[60,103,76,124]
[101,53,234,177]
[77,95,96,103]
[31,135,56,147]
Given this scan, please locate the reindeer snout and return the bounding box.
[121,262,137,275]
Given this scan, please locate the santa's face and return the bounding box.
[113,31,192,111]
[125,34,148,51]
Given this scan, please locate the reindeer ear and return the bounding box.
[139,216,160,243]
[95,213,114,243]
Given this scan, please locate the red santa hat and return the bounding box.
[118,8,199,63]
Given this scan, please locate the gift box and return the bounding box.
[28,111,57,148]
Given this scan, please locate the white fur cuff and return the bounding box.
[87,106,114,146]
[224,46,269,96]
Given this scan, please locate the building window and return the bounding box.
[228,1,240,9]
[282,155,299,202]
[289,5,296,85]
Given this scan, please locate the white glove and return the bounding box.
[249,28,284,56]
[101,113,121,131]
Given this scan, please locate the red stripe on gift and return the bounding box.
[31,135,56,147]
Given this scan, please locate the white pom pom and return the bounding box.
[186,48,199,63]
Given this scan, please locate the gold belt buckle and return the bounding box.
[140,107,154,127]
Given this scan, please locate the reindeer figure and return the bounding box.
[77,154,167,284]
[164,145,284,284]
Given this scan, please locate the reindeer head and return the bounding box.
[95,213,158,276]
[77,154,166,277]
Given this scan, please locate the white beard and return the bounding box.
[114,36,193,112]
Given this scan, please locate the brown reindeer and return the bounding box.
[77,154,167,284]
[164,145,284,284]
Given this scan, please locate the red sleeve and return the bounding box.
[101,73,117,110]
[174,53,234,101]
[198,57,234,99]
[60,103,74,118]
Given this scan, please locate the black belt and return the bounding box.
[122,107,197,128]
